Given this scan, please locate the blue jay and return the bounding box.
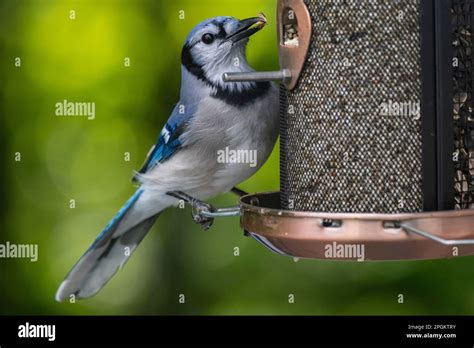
[56,15,279,301]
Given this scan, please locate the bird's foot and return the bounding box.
[190,200,214,231]
[167,191,214,231]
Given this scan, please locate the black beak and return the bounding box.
[226,17,266,44]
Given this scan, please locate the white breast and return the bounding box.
[139,85,279,201]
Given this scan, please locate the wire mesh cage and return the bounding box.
[452,0,474,210]
[280,0,424,214]
[276,0,474,214]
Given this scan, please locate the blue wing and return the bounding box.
[135,103,196,177]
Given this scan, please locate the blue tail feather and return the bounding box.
[56,187,160,301]
[89,188,144,250]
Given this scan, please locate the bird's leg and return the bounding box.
[231,187,249,197]
[167,191,214,230]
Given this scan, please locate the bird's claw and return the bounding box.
[167,190,240,230]
[191,201,214,231]
[167,191,215,231]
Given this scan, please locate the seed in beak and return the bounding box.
[251,12,267,30]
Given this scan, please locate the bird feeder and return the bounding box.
[213,0,474,261]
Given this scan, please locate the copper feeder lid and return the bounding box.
[239,192,474,261]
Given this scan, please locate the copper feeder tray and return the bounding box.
[238,192,474,261]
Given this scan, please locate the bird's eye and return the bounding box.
[202,33,215,45]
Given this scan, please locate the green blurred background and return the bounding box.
[1,0,474,315]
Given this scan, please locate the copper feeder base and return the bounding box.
[239,192,474,261]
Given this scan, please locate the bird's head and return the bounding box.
[181,15,267,88]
